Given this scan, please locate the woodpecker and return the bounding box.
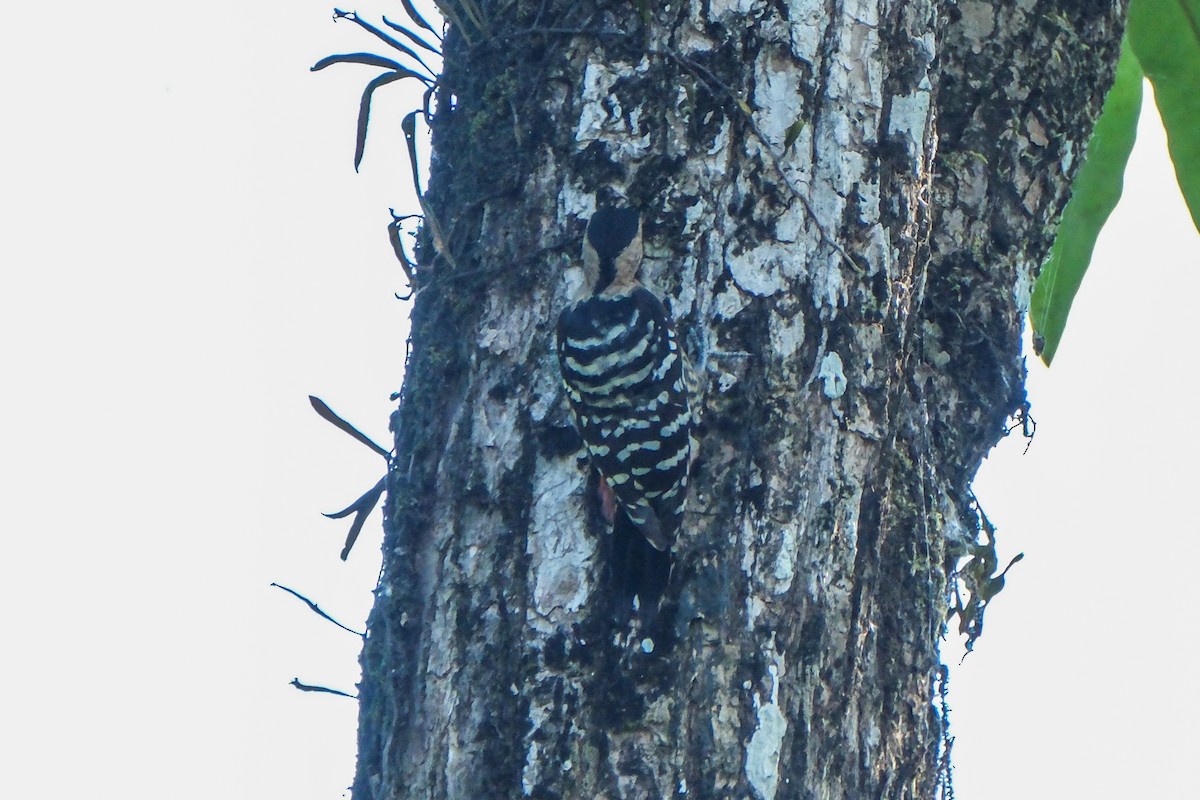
[556,207,695,552]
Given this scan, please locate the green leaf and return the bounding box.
[1128,0,1200,234]
[401,110,423,197]
[270,583,364,636]
[323,476,387,561]
[783,119,805,151]
[311,52,408,73]
[336,9,438,79]
[1030,41,1142,364]
[399,0,441,39]
[308,395,390,458]
[354,71,416,171]
[383,15,442,54]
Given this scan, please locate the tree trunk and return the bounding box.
[351,2,1125,798]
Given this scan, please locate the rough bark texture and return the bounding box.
[351,1,1125,798]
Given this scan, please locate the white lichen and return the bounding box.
[478,295,536,357]
[1061,139,1075,174]
[473,396,522,496]
[745,661,788,800]
[708,0,758,20]
[526,457,592,628]
[575,63,617,142]
[771,523,798,591]
[727,242,796,297]
[769,312,806,361]
[527,364,565,424]
[786,0,824,63]
[714,283,751,320]
[706,117,731,161]
[558,180,596,222]
[888,75,933,163]
[958,0,997,51]
[1013,258,1035,315]
[574,61,651,160]
[559,265,587,303]
[818,351,847,399]
[753,49,809,152]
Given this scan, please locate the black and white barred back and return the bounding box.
[557,284,694,551]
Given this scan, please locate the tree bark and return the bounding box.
[351,2,1125,798]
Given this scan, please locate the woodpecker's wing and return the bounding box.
[557,288,693,550]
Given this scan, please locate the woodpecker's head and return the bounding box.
[583,206,643,295]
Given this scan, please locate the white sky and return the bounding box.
[2,4,1196,799]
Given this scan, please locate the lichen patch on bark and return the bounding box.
[745,660,788,800]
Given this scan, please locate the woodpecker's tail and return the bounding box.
[607,509,671,624]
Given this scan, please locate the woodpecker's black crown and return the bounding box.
[586,206,641,264]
